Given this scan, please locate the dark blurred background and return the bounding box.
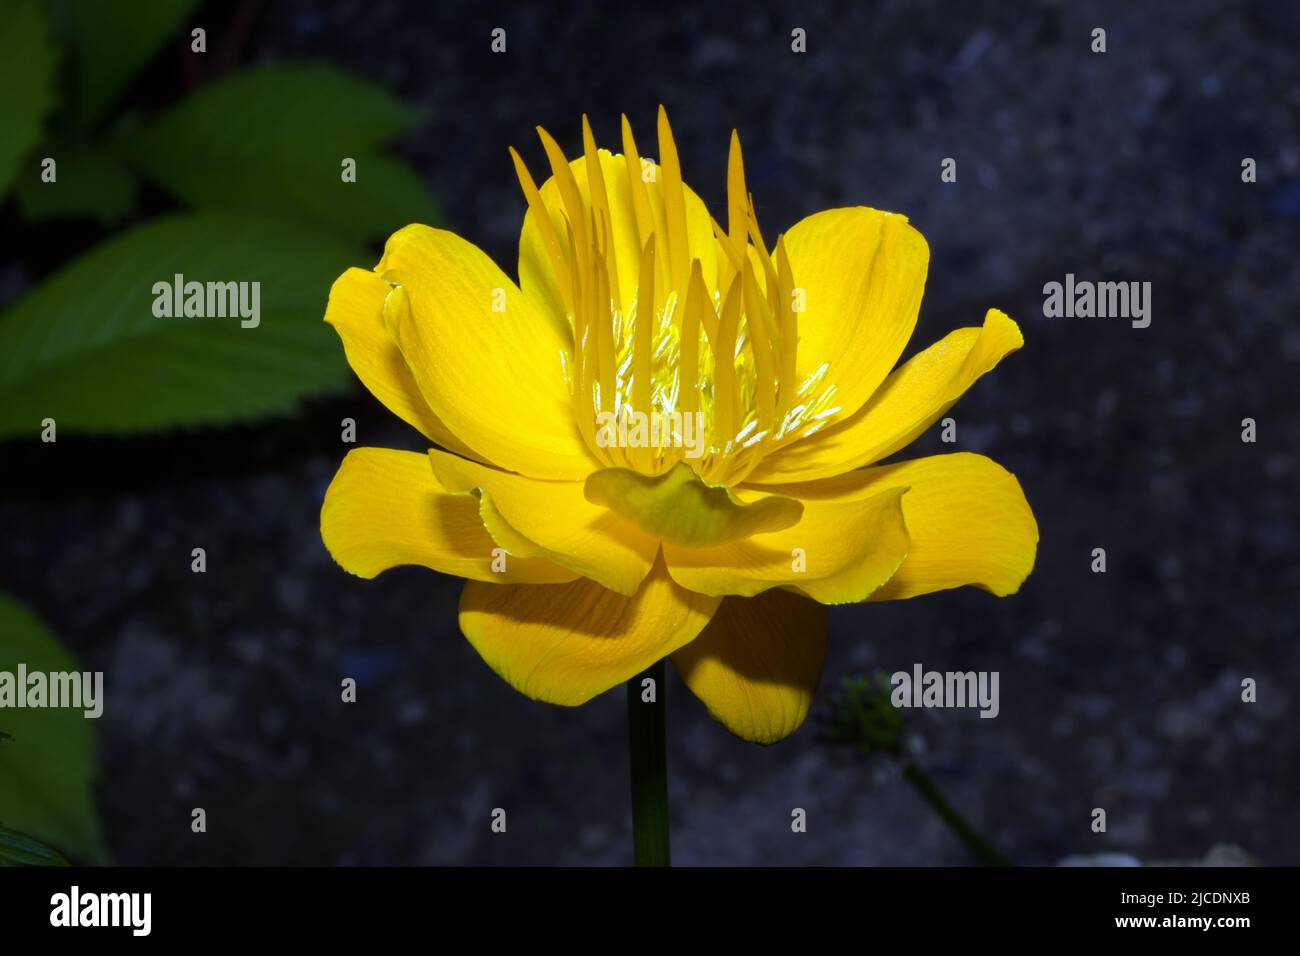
[1,0,1297,864]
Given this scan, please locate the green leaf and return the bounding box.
[0,0,59,199]
[51,0,203,129]
[15,147,137,225]
[0,825,73,867]
[125,64,440,240]
[0,214,364,438]
[0,593,107,864]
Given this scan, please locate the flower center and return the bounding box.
[511,110,840,485]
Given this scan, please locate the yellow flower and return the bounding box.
[320,108,1037,745]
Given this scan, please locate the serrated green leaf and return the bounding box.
[0,0,59,199]
[0,824,72,867]
[15,147,137,225]
[125,64,439,240]
[0,593,106,864]
[0,214,364,438]
[50,0,202,130]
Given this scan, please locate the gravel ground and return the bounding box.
[1,0,1297,865]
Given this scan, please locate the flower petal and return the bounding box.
[868,454,1037,600]
[584,462,802,547]
[672,590,826,744]
[751,309,1023,483]
[321,447,577,583]
[662,484,910,603]
[377,225,598,480]
[782,206,929,421]
[430,449,659,596]
[324,267,481,459]
[758,452,1037,600]
[459,556,720,706]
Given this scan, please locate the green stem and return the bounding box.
[626,660,671,866]
[902,763,1011,866]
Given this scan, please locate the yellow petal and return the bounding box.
[324,268,481,459]
[662,484,910,603]
[518,147,719,318]
[320,447,577,584]
[672,590,826,744]
[751,309,1023,483]
[584,462,803,547]
[758,453,1037,600]
[459,556,720,706]
[430,449,658,596]
[782,207,929,421]
[376,225,597,480]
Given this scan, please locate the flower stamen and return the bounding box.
[511,108,839,485]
